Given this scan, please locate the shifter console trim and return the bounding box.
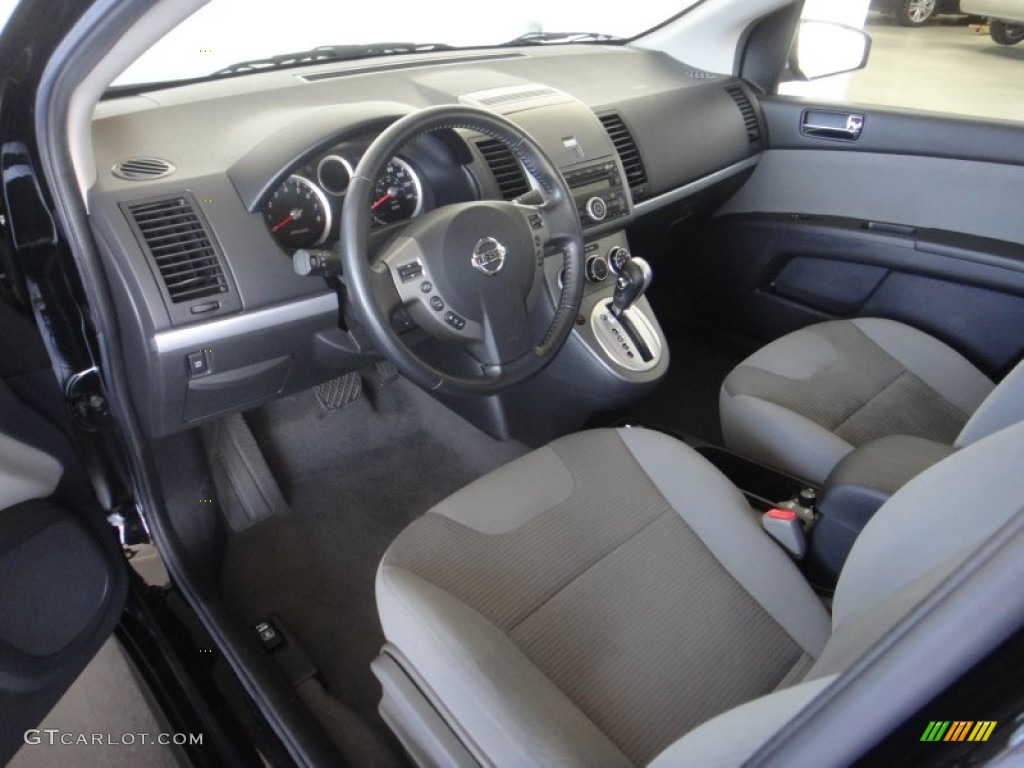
[590,303,662,372]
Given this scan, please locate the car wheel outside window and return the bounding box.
[896,0,938,25]
[990,20,1024,45]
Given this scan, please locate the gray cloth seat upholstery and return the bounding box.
[374,422,1024,766]
[718,318,1021,484]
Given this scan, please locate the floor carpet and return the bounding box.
[218,377,526,763]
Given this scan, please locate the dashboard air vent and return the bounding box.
[683,69,721,80]
[476,86,557,107]
[125,194,228,304]
[598,113,648,199]
[112,157,175,181]
[475,138,530,200]
[725,85,762,146]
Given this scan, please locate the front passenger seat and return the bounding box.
[720,318,1023,484]
[373,421,1024,766]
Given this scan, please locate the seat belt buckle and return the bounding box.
[762,508,807,559]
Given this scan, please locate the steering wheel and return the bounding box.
[339,105,585,395]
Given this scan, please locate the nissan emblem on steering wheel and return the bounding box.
[472,237,507,276]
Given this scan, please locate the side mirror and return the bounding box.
[790,20,872,81]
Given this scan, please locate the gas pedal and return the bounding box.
[315,372,362,411]
[374,359,399,387]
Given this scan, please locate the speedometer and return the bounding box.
[263,175,331,249]
[370,157,423,224]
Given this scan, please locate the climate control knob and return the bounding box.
[585,256,610,283]
[585,196,608,222]
[607,246,631,274]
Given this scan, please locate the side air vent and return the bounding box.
[112,157,175,181]
[725,85,763,146]
[125,194,229,304]
[598,113,648,199]
[475,139,530,201]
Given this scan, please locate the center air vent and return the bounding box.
[598,113,648,200]
[112,157,175,181]
[725,85,763,146]
[475,138,530,201]
[124,194,229,306]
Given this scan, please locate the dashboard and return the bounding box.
[86,44,763,437]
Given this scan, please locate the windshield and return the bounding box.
[113,0,701,87]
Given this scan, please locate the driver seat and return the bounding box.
[373,423,1024,766]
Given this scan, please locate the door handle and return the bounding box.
[801,109,865,141]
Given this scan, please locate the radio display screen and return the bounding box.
[571,178,611,197]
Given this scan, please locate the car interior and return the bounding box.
[2,0,1023,765]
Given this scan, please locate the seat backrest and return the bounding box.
[646,420,1024,766]
[0,431,63,510]
[956,358,1024,448]
[813,417,1024,676]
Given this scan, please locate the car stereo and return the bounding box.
[564,160,628,227]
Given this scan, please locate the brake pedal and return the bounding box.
[315,372,362,411]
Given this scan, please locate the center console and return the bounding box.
[565,159,630,228]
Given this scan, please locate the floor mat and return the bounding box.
[218,378,526,758]
[627,335,744,445]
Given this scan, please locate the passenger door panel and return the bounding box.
[691,98,1024,379]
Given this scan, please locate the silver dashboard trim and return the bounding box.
[632,155,760,217]
[153,292,339,354]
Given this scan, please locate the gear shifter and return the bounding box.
[610,255,653,318]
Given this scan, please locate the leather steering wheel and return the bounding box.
[339,105,585,395]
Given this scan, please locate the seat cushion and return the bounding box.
[377,428,830,765]
[720,318,993,484]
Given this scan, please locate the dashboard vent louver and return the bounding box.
[725,85,762,146]
[112,157,175,181]
[684,69,721,80]
[477,86,557,107]
[126,195,228,304]
[475,138,530,201]
[598,113,648,198]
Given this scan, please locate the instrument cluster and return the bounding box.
[262,148,427,251]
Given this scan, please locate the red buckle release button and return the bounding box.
[765,508,797,521]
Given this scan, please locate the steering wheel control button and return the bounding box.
[586,255,610,283]
[471,237,507,276]
[420,281,432,293]
[430,296,445,311]
[397,261,423,282]
[528,213,544,230]
[444,311,467,331]
[585,196,608,222]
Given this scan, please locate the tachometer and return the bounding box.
[263,175,331,249]
[370,157,423,224]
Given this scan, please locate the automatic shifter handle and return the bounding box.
[611,256,653,317]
